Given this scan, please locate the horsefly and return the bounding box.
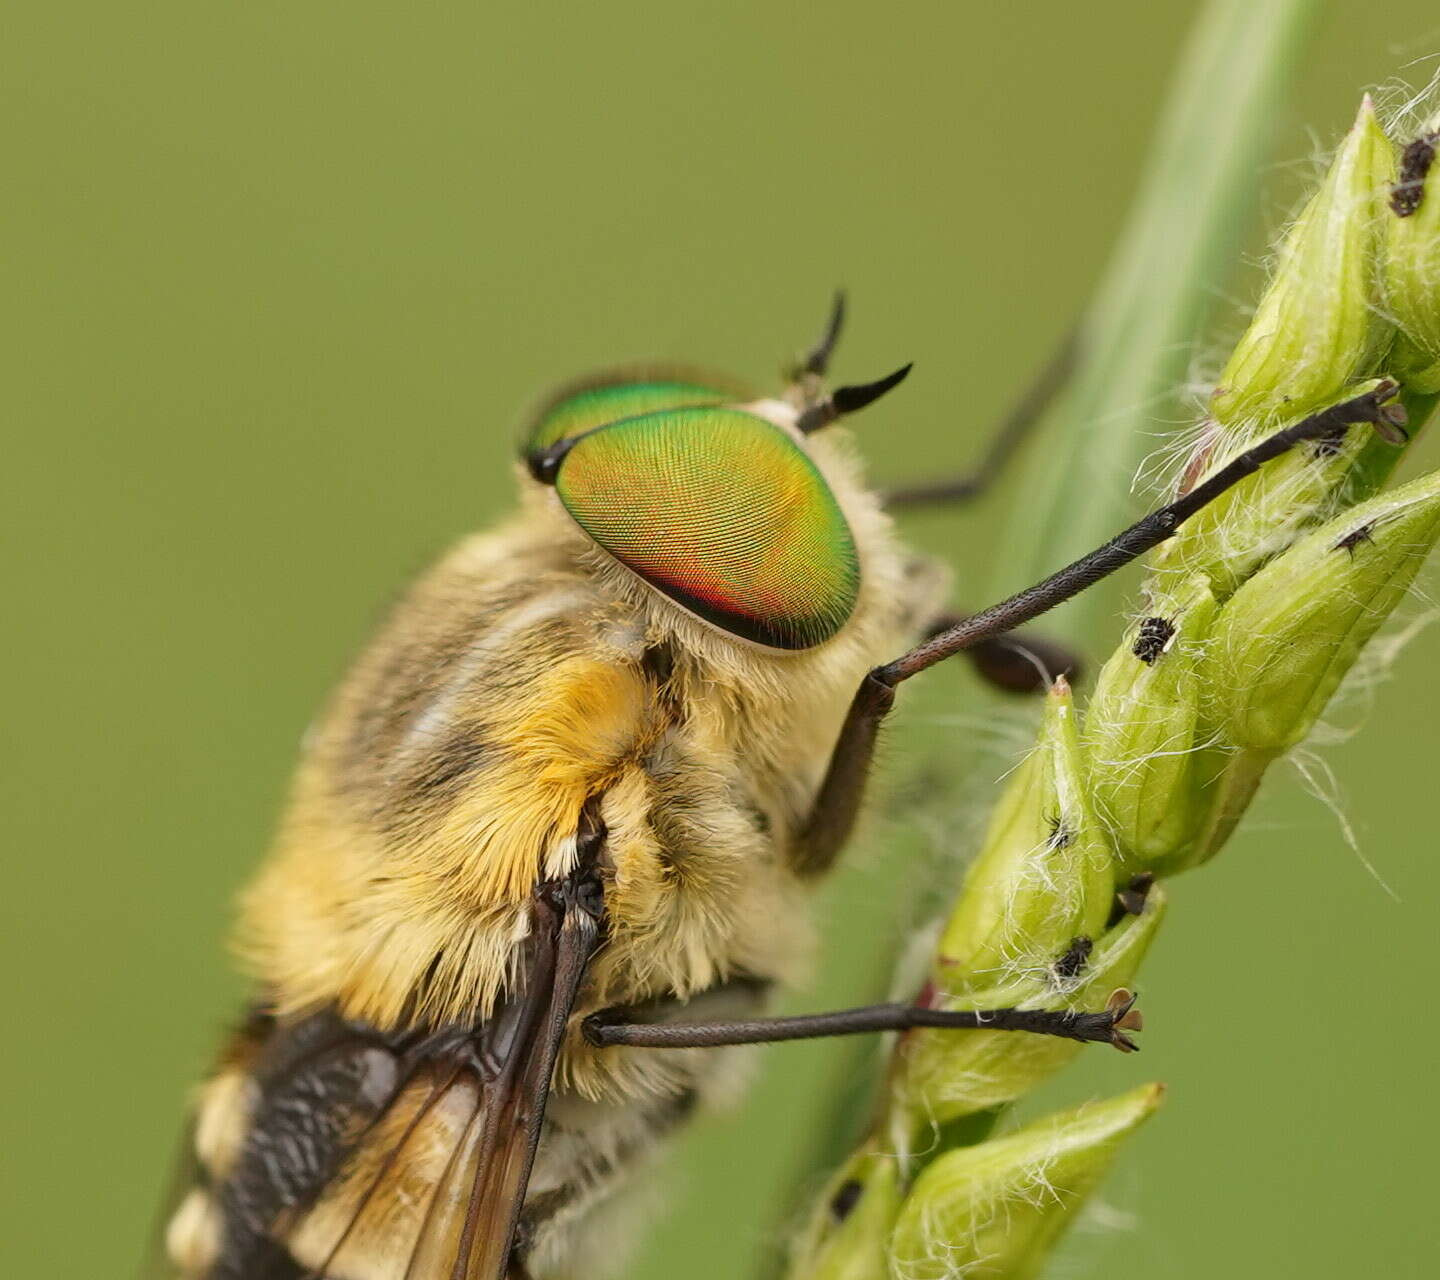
[152,294,1404,1280]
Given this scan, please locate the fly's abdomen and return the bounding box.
[162,1010,404,1278]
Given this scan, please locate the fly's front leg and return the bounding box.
[583,988,1143,1053]
[794,380,1407,876]
[782,292,914,434]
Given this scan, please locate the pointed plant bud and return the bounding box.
[889,1084,1165,1280]
[1205,466,1440,753]
[935,678,1114,989]
[897,889,1165,1129]
[1084,577,1218,874]
[1212,96,1394,427]
[786,1151,900,1280]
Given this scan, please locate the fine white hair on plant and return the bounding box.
[1375,62,1440,135]
[1130,411,1215,498]
[1087,725,1220,789]
[1289,747,1401,902]
[1310,604,1440,746]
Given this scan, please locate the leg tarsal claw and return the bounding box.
[1054,989,1144,1052]
[1100,987,1143,1052]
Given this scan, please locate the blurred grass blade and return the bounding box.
[991,0,1319,648]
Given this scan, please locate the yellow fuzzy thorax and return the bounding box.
[235,424,940,1037]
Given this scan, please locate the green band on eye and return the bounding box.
[521,368,749,460]
[555,408,860,650]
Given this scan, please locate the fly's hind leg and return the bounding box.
[927,610,1084,694]
[793,379,1407,876]
[883,326,1079,508]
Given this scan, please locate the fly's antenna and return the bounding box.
[788,288,911,432]
[802,289,847,377]
[796,362,913,434]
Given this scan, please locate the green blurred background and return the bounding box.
[6,3,1440,1276]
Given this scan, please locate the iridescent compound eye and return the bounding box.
[554,407,860,650]
[521,368,750,465]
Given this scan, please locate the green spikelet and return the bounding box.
[1205,466,1440,754]
[1083,576,1218,873]
[888,1085,1165,1280]
[1213,96,1394,426]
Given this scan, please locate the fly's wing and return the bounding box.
[155,881,600,1280]
[290,890,598,1280]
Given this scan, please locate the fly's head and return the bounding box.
[516,352,930,666]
